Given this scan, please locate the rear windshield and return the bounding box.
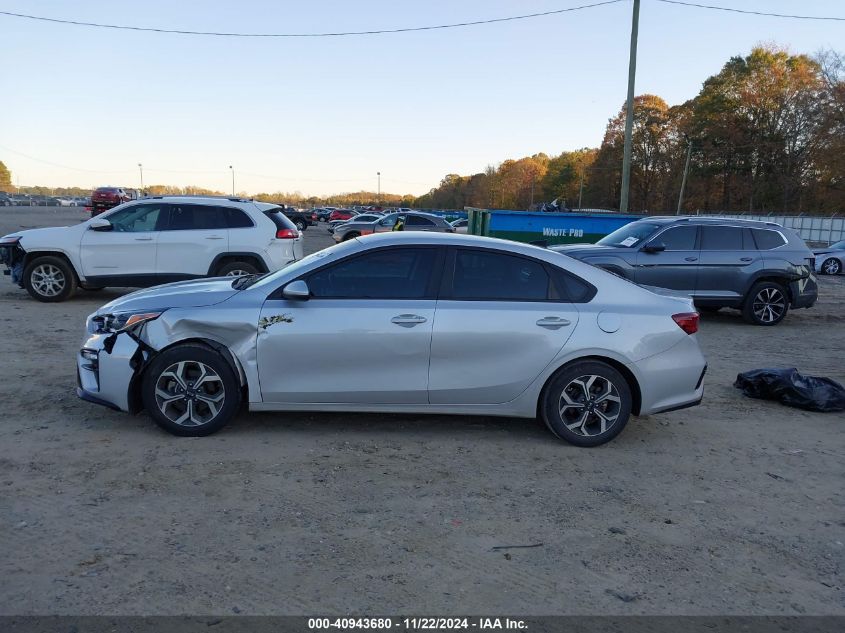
[263,207,297,231]
[95,188,118,193]
[597,222,661,247]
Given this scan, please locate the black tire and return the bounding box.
[742,281,789,326]
[540,360,633,447]
[216,260,260,277]
[341,231,360,241]
[821,257,841,276]
[294,220,306,231]
[142,343,241,437]
[23,256,77,302]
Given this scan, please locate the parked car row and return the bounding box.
[0,193,89,207]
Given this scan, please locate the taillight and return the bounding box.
[275,228,298,239]
[672,312,699,335]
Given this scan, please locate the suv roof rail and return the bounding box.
[142,194,254,202]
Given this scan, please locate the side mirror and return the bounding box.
[282,279,310,300]
[643,241,666,253]
[89,218,113,232]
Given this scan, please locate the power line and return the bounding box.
[655,0,845,21]
[0,1,624,38]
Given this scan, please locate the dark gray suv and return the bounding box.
[552,217,818,326]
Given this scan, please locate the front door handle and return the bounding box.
[205,236,225,240]
[391,314,427,328]
[134,237,153,241]
[684,257,698,262]
[536,316,571,329]
[740,257,753,262]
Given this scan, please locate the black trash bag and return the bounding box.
[734,368,845,413]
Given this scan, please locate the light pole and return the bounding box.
[377,171,381,205]
[138,163,144,194]
[677,136,693,215]
[229,165,235,196]
[619,0,640,213]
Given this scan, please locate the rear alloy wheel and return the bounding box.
[294,220,306,231]
[23,256,77,302]
[342,231,360,241]
[142,343,241,436]
[217,261,260,277]
[541,361,632,447]
[742,282,789,326]
[821,257,841,275]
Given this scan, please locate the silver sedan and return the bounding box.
[77,233,707,446]
[814,240,845,275]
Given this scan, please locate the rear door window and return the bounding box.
[405,215,436,227]
[223,207,254,228]
[450,249,551,301]
[700,226,743,251]
[165,204,228,231]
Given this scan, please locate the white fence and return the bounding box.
[700,213,843,245]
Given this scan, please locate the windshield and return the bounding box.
[829,240,845,250]
[597,222,661,247]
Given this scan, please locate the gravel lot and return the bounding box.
[0,206,843,615]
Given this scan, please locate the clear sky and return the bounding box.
[1,0,843,196]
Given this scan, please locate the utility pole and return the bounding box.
[529,177,535,209]
[677,137,693,215]
[138,163,144,194]
[229,165,235,196]
[578,168,585,210]
[377,171,381,205]
[619,0,640,213]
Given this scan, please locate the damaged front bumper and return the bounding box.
[0,237,25,286]
[77,330,148,412]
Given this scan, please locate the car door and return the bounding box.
[634,225,700,293]
[428,248,580,405]
[257,246,443,404]
[79,202,166,279]
[156,204,229,279]
[696,225,755,301]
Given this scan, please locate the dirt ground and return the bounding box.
[0,206,843,615]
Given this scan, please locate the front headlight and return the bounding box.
[92,310,165,334]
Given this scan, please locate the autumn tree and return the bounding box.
[0,161,11,191]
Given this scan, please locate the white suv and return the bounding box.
[0,196,303,302]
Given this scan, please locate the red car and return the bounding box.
[91,187,133,215]
[329,208,355,222]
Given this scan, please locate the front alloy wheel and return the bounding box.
[822,258,841,275]
[155,361,226,427]
[541,360,632,447]
[23,255,77,302]
[142,343,241,436]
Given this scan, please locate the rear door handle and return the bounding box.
[684,257,698,262]
[536,316,571,329]
[134,237,153,241]
[740,257,753,262]
[205,236,225,240]
[391,314,427,328]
